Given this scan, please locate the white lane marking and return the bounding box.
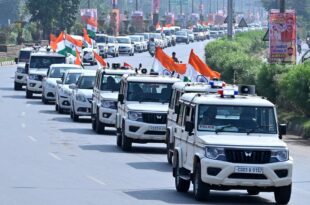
[21,123,26,128]
[86,175,106,186]
[49,153,62,161]
[27,136,37,142]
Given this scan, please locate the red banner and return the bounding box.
[269,10,296,64]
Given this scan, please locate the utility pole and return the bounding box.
[180,0,183,15]
[192,0,194,13]
[135,0,138,11]
[216,0,219,13]
[279,0,285,13]
[227,0,233,40]
[87,0,90,8]
[169,0,171,12]
[209,0,211,14]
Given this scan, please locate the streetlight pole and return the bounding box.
[180,0,183,15]
[227,0,233,40]
[135,0,138,11]
[216,0,219,13]
[169,0,171,12]
[279,0,285,13]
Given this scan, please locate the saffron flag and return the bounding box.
[94,51,107,68]
[83,28,92,47]
[75,48,82,66]
[124,62,133,68]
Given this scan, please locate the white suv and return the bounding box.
[42,64,82,104]
[172,87,292,204]
[116,36,134,56]
[26,52,66,98]
[55,69,84,113]
[116,74,180,151]
[166,82,211,164]
[14,47,34,90]
[69,70,96,122]
[91,68,136,133]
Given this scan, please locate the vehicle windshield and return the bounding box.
[19,51,31,63]
[64,73,81,85]
[30,56,66,69]
[117,38,130,44]
[197,105,277,134]
[95,36,107,43]
[77,76,95,89]
[176,31,187,36]
[130,36,140,42]
[127,82,173,103]
[100,74,122,92]
[108,37,115,43]
[164,30,171,36]
[49,67,78,78]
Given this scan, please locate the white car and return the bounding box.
[14,47,34,90]
[26,52,66,98]
[95,34,109,58]
[107,36,119,57]
[116,36,134,56]
[55,69,84,113]
[129,35,144,53]
[116,74,181,151]
[91,68,136,133]
[69,70,96,121]
[149,33,164,48]
[172,87,292,204]
[42,64,82,104]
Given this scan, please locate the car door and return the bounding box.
[184,105,196,169]
[174,103,187,167]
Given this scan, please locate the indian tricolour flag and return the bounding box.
[63,34,83,57]
[186,49,221,82]
[87,18,97,39]
[51,32,66,55]
[153,47,186,77]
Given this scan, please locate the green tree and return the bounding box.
[56,0,80,33]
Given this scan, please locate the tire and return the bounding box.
[14,81,22,90]
[116,130,122,147]
[121,122,132,151]
[175,154,190,192]
[42,95,48,104]
[91,114,96,131]
[71,104,79,122]
[26,89,33,98]
[247,189,260,195]
[55,104,59,111]
[274,184,292,205]
[58,106,64,114]
[95,109,105,134]
[166,131,173,164]
[193,162,210,201]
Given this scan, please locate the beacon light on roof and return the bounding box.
[209,80,226,88]
[217,85,238,97]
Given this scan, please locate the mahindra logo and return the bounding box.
[244,151,252,157]
[156,115,162,120]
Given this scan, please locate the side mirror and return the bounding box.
[118,93,124,104]
[56,80,62,84]
[174,104,180,114]
[69,84,77,89]
[14,57,18,64]
[185,121,194,133]
[279,124,287,139]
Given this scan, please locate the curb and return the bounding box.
[0,61,15,66]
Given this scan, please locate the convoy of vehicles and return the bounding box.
[14,47,34,90]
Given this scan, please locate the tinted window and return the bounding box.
[100,74,122,92]
[77,76,95,89]
[49,67,77,78]
[30,56,65,69]
[95,36,108,43]
[64,73,81,84]
[19,51,31,63]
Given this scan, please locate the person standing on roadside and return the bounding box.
[172,52,179,63]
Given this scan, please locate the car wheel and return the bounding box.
[42,95,48,104]
[14,81,22,90]
[116,130,122,147]
[166,131,173,164]
[274,184,291,204]
[55,103,59,111]
[91,113,96,131]
[95,108,105,134]
[121,122,132,151]
[26,89,33,98]
[193,162,210,201]
[247,189,260,195]
[71,104,79,122]
[175,153,190,192]
[58,106,64,114]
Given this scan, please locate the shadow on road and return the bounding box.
[26,99,43,105]
[127,161,171,172]
[60,128,96,135]
[50,117,71,123]
[80,144,122,153]
[2,95,25,99]
[39,110,61,115]
[124,189,274,204]
[0,87,14,91]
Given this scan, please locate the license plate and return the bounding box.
[149,126,165,131]
[234,166,263,174]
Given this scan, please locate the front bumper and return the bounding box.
[124,119,166,142]
[200,157,293,188]
[27,80,43,93]
[73,100,92,116]
[58,95,71,109]
[15,72,27,84]
[99,107,117,127]
[43,87,57,100]
[119,47,132,54]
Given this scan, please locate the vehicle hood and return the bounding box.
[197,134,287,148]
[46,78,60,85]
[126,103,169,113]
[29,69,48,76]
[100,92,118,101]
[77,89,93,98]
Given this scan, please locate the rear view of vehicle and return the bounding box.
[116,36,134,56]
[14,47,34,90]
[176,31,189,44]
[95,34,108,58]
[26,52,66,98]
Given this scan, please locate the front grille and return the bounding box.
[144,131,166,135]
[225,149,271,164]
[142,113,167,124]
[228,173,267,180]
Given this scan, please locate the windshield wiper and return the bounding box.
[215,124,234,134]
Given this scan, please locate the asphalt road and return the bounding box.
[0,40,310,205]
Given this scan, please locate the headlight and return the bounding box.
[205,146,226,160]
[128,111,143,121]
[28,74,40,80]
[271,149,289,162]
[17,67,26,73]
[101,100,116,109]
[76,94,86,102]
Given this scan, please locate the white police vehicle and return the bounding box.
[26,52,66,98]
[116,73,181,151]
[116,36,134,56]
[14,47,34,90]
[55,69,84,113]
[69,70,96,122]
[166,82,212,164]
[172,86,292,204]
[91,66,135,133]
[42,64,82,104]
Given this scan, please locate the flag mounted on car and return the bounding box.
[87,18,97,39]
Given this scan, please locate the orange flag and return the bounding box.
[94,51,107,67]
[156,22,161,30]
[83,28,92,46]
[188,49,220,80]
[50,34,56,43]
[75,48,82,66]
[124,62,133,68]
[50,32,64,51]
